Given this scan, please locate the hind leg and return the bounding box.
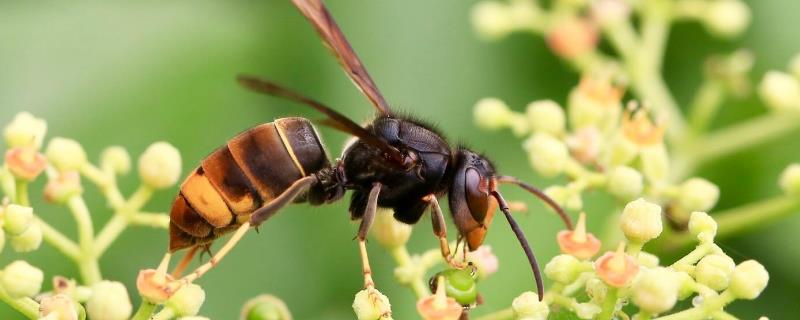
[357,182,382,288]
[424,194,466,269]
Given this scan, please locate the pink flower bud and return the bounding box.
[5,147,46,181]
[546,18,598,59]
[44,171,83,204]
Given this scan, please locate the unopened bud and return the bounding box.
[138,142,182,189]
[592,0,631,25]
[39,294,78,320]
[1,260,44,298]
[45,138,88,172]
[511,291,549,320]
[166,283,206,316]
[703,0,751,38]
[44,171,83,204]
[566,127,601,164]
[4,112,47,149]
[471,2,514,40]
[759,71,800,112]
[688,211,718,243]
[371,209,411,249]
[3,204,33,235]
[606,166,643,201]
[544,254,581,284]
[729,260,769,300]
[100,146,132,175]
[585,278,607,303]
[353,288,392,320]
[695,254,735,291]
[632,268,680,314]
[10,222,42,252]
[573,302,601,320]
[525,100,565,135]
[678,178,720,212]
[637,252,660,268]
[524,133,568,177]
[87,281,133,320]
[474,98,515,130]
[240,294,292,320]
[546,18,598,59]
[640,144,669,183]
[620,198,663,243]
[779,163,800,197]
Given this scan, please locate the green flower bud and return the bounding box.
[45,138,88,172]
[524,133,568,177]
[3,204,33,235]
[241,294,292,320]
[471,2,514,40]
[525,100,565,135]
[1,260,44,298]
[474,98,516,130]
[435,268,477,306]
[703,0,751,38]
[637,251,660,268]
[729,260,769,300]
[166,283,206,316]
[100,146,132,175]
[640,144,669,183]
[606,166,643,201]
[688,211,718,243]
[86,281,133,320]
[544,254,580,284]
[352,288,392,320]
[604,134,638,166]
[39,293,79,320]
[371,208,411,249]
[779,163,800,197]
[678,178,720,212]
[695,254,736,291]
[138,142,182,189]
[632,268,680,314]
[759,71,800,112]
[620,198,663,243]
[4,112,47,150]
[573,302,601,320]
[10,222,42,252]
[511,291,549,320]
[585,278,607,304]
[675,271,695,300]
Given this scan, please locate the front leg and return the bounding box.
[424,194,466,269]
[357,182,382,288]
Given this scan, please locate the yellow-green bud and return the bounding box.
[45,138,88,172]
[4,112,47,150]
[606,166,643,201]
[585,278,607,303]
[86,281,133,320]
[44,171,83,204]
[620,198,663,243]
[695,254,735,291]
[632,268,680,314]
[371,208,411,249]
[10,223,42,252]
[544,254,581,284]
[1,260,44,298]
[474,98,515,130]
[703,0,751,38]
[166,283,206,316]
[138,142,182,189]
[790,53,800,80]
[525,100,565,135]
[352,288,392,320]
[573,302,601,320]
[240,294,292,320]
[729,260,769,300]
[640,144,669,183]
[678,178,720,212]
[524,133,568,177]
[675,271,695,300]
[604,134,638,166]
[3,204,33,235]
[779,163,800,197]
[101,146,132,175]
[688,211,718,243]
[511,291,549,320]
[471,2,513,40]
[637,251,660,268]
[758,71,800,112]
[39,294,79,320]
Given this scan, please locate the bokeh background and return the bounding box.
[1,0,798,318]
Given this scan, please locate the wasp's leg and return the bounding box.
[425,195,466,269]
[171,245,199,277]
[357,182,382,289]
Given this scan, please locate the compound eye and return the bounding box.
[465,168,492,223]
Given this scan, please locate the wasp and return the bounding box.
[159,0,573,302]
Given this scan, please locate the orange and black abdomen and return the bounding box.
[168,117,329,252]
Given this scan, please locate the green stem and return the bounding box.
[474,308,514,320]
[15,180,29,206]
[687,80,725,134]
[131,301,158,320]
[94,214,128,257]
[654,291,735,320]
[35,217,81,261]
[67,196,102,284]
[671,243,712,268]
[129,212,170,229]
[0,284,39,319]
[389,245,428,299]
[80,163,125,209]
[597,287,619,320]
[94,185,156,257]
[151,307,176,320]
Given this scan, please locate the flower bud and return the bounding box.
[607,166,643,201]
[3,204,33,235]
[524,133,568,177]
[39,294,79,320]
[675,271,695,300]
[45,138,88,172]
[10,222,42,252]
[371,209,411,249]
[44,171,83,204]
[620,198,663,243]
[556,213,601,259]
[546,18,598,59]
[640,144,669,183]
[779,163,800,197]
[0,229,5,255]
[678,178,720,212]
[525,100,565,135]
[758,71,800,112]
[591,0,630,25]
[5,147,47,181]
[471,2,513,40]
[688,211,718,243]
[138,142,182,189]
[166,283,206,316]
[566,127,601,164]
[474,98,515,130]
[240,294,292,320]
[703,0,751,38]
[695,254,736,291]
[511,291,549,320]
[353,288,392,320]
[637,251,660,268]
[1,260,44,298]
[790,53,800,80]
[86,281,132,320]
[632,268,680,314]
[595,243,639,288]
[544,254,581,284]
[4,112,47,149]
[604,134,638,166]
[136,268,176,304]
[585,278,607,303]
[467,245,499,280]
[729,260,769,300]
[100,146,132,175]
[573,302,601,320]
[568,77,623,129]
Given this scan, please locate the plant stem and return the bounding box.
[152,307,176,320]
[597,287,619,320]
[474,308,514,320]
[15,180,29,206]
[389,245,428,299]
[35,217,81,260]
[67,196,102,284]
[129,212,170,229]
[131,301,158,320]
[0,284,39,319]
[94,214,128,257]
[687,80,724,135]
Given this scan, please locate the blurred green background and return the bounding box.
[1,0,798,318]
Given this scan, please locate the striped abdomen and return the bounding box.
[169,117,329,252]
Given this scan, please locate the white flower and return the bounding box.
[703,0,751,38]
[758,71,800,112]
[524,133,568,177]
[4,112,47,149]
[606,166,643,201]
[525,100,565,135]
[511,291,549,320]
[352,288,392,320]
[677,178,720,212]
[729,260,769,300]
[632,268,680,314]
[138,142,182,189]
[87,281,133,320]
[1,260,44,298]
[779,163,800,197]
[101,146,132,175]
[695,254,736,291]
[619,198,663,243]
[45,137,88,172]
[166,283,206,316]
